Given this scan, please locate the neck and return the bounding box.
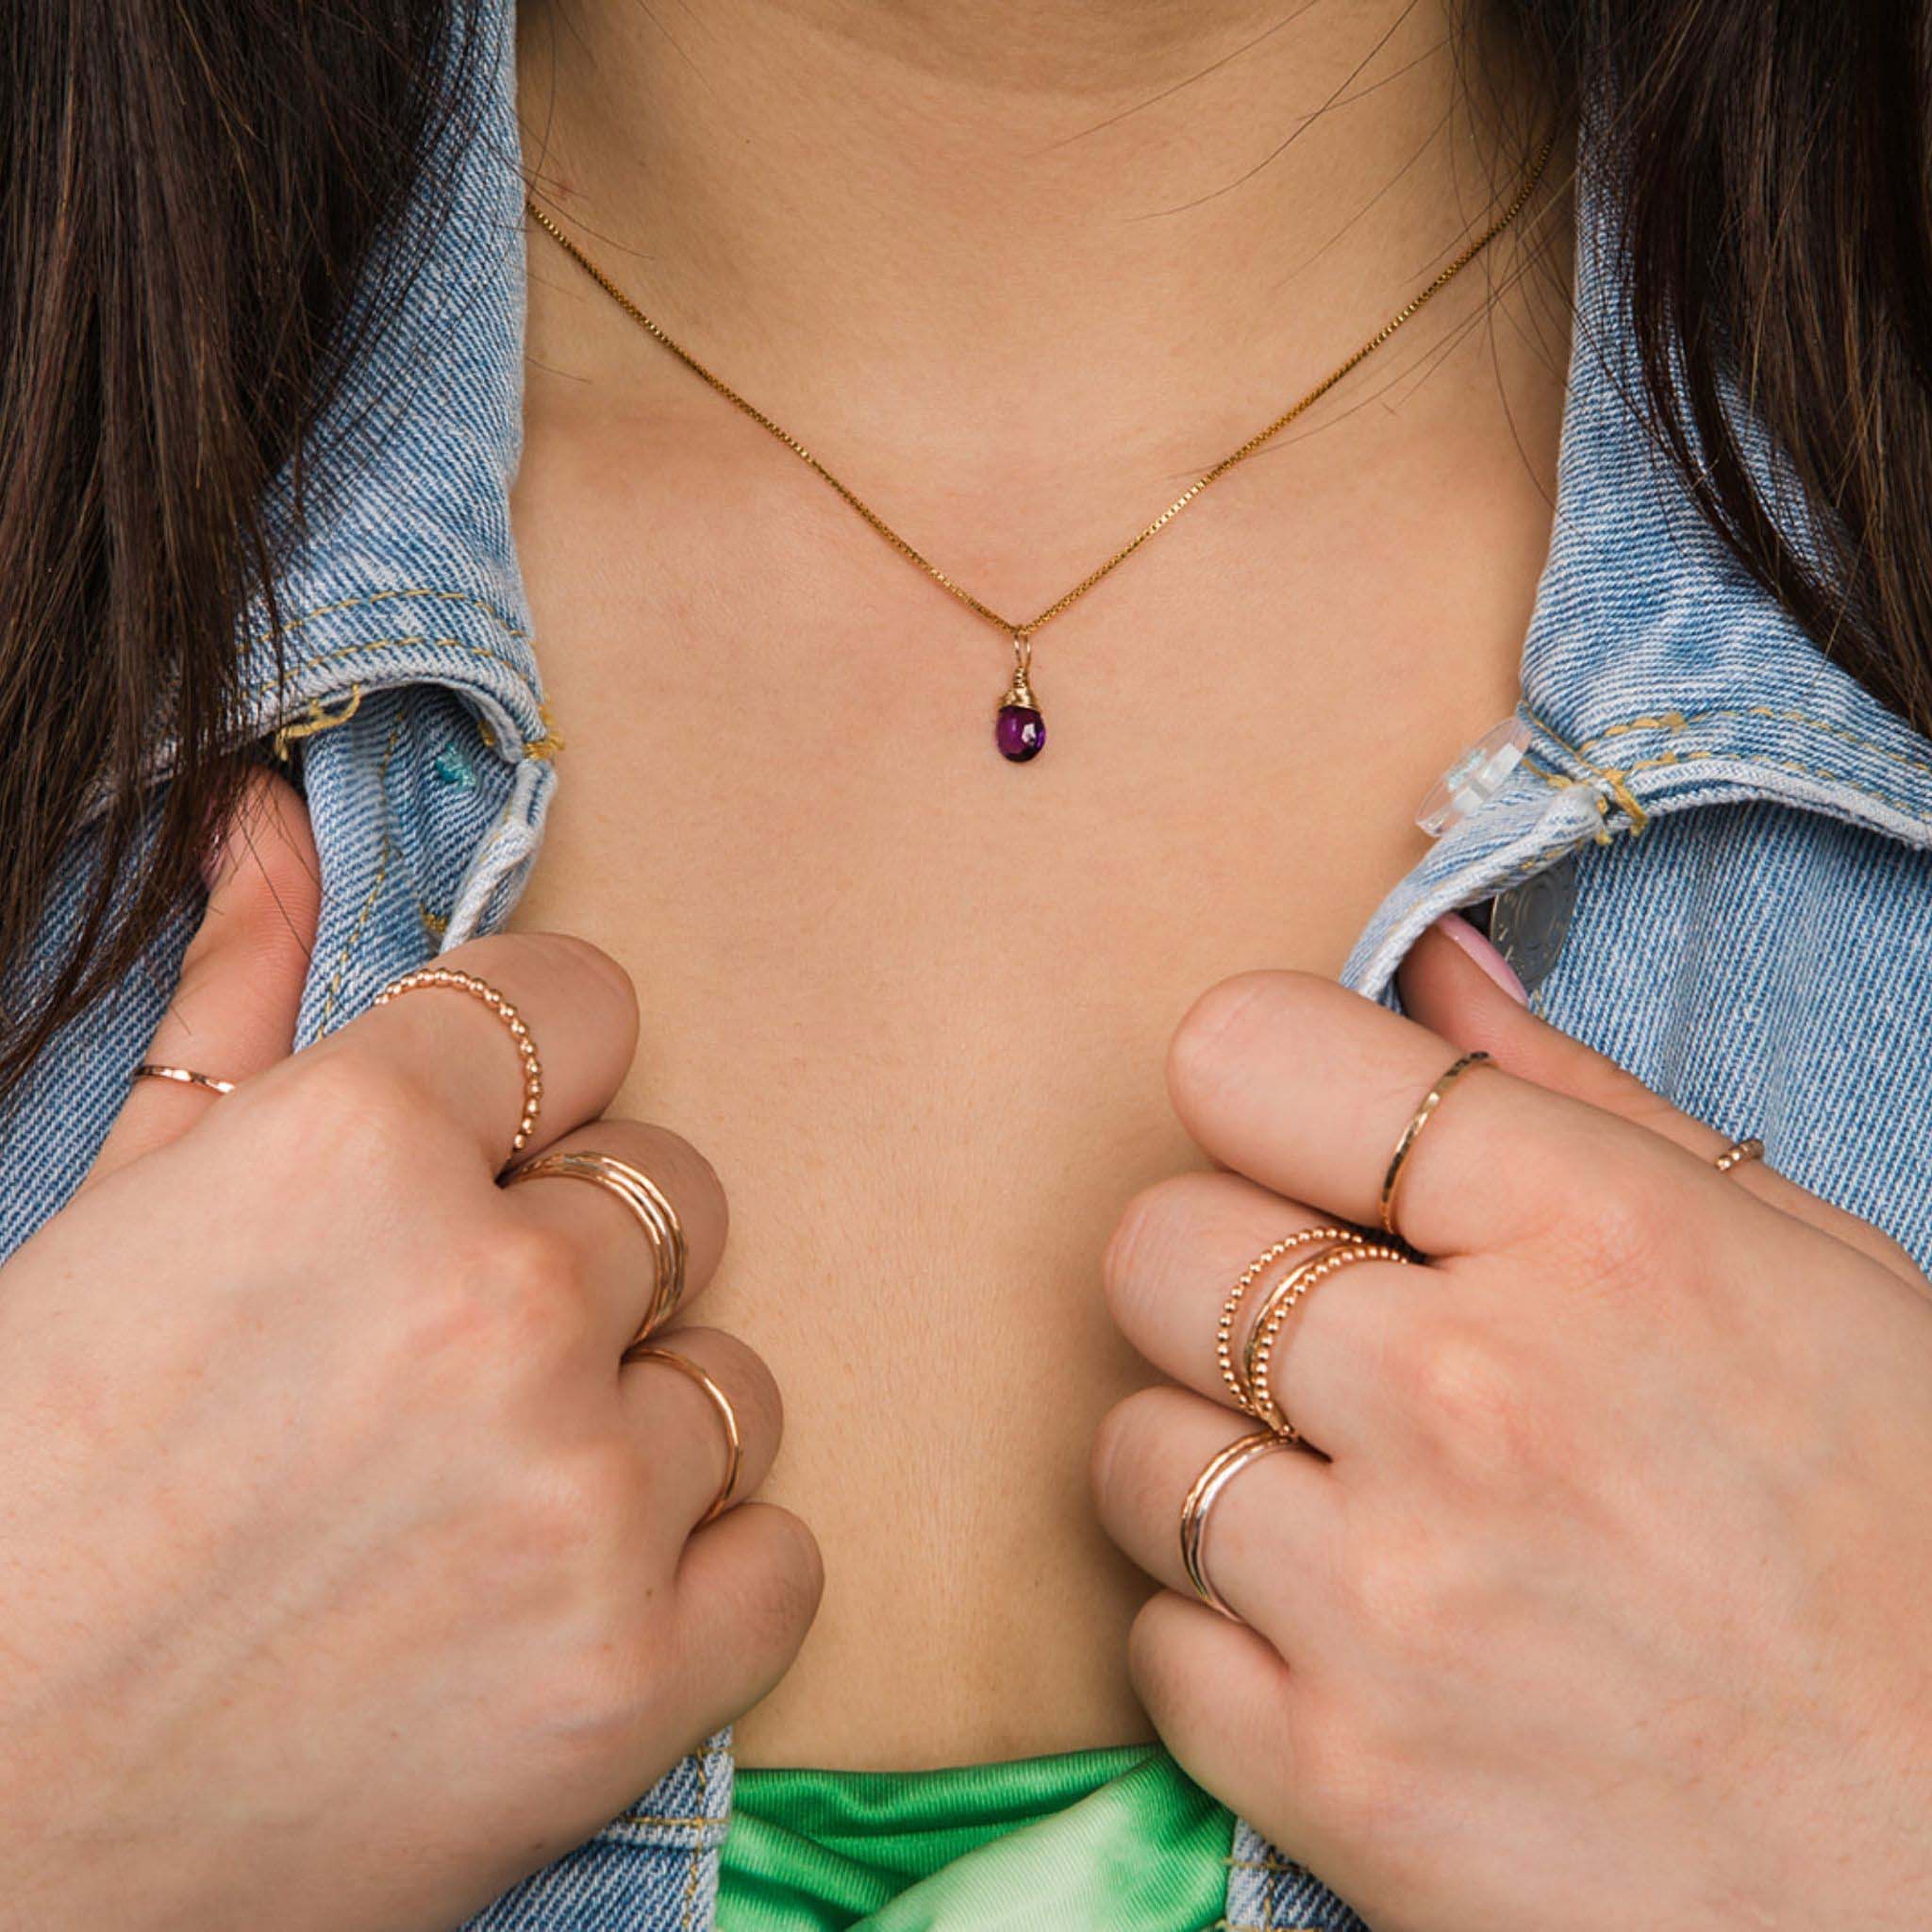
[519,0,1562,495]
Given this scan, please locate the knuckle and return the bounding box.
[1165,970,1291,1110]
[503,1441,643,1583]
[1088,1392,1167,1522]
[719,1508,825,1659]
[1101,1175,1196,1314]
[1395,1324,1539,1473]
[1547,1158,1680,1296]
[1295,1709,1422,1855]
[1344,1534,1451,1655]
[263,1050,432,1172]
[404,1219,590,1383]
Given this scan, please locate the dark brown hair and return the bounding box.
[0,0,1928,1101]
[0,0,478,1095]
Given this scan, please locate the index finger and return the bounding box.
[1165,969,1710,1257]
[286,931,641,1176]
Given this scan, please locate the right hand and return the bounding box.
[0,774,820,1932]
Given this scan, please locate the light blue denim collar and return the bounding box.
[242,0,1932,1004]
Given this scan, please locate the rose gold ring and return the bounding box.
[626,1345,742,1526]
[504,1149,689,1346]
[1378,1049,1491,1247]
[1217,1226,1369,1414]
[1713,1136,1764,1174]
[131,1062,237,1097]
[372,966,542,1170]
[1179,1429,1293,1622]
[1246,1241,1413,1441]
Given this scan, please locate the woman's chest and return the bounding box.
[496,367,1557,1759]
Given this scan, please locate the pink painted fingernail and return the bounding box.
[1431,912,1529,1005]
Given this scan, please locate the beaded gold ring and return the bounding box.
[1216,1226,1370,1414]
[1245,1241,1413,1441]
[372,966,543,1171]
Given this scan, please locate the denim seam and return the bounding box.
[250,636,538,706]
[270,586,531,641]
[1576,704,1932,779]
[317,712,405,1030]
[682,1746,707,1928]
[1528,720,1932,832]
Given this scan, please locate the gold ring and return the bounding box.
[504,1150,689,1346]
[1179,1430,1293,1621]
[1216,1226,1369,1414]
[1713,1136,1764,1174]
[131,1062,237,1097]
[372,967,543,1169]
[627,1345,743,1526]
[1246,1241,1412,1441]
[1378,1049,1490,1245]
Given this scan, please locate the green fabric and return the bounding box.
[716,1743,1234,1932]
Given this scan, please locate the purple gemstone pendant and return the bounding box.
[996,703,1045,762]
[995,633,1045,763]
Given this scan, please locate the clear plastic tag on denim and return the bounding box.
[1415,716,1532,837]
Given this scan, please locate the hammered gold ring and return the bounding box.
[1713,1136,1764,1174]
[504,1149,690,1348]
[1378,1049,1491,1247]
[132,1062,237,1097]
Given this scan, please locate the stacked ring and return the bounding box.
[1245,1240,1410,1440]
[1216,1225,1370,1414]
[504,1149,690,1349]
[1179,1430,1292,1621]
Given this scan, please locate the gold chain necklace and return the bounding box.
[525,137,1551,764]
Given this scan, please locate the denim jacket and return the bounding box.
[3,3,1929,1927]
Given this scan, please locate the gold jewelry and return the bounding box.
[504,1149,690,1345]
[1179,1429,1294,1622]
[1378,1050,1491,1244]
[525,138,1554,765]
[1218,1225,1370,1413]
[131,1062,236,1097]
[1246,1241,1412,1441]
[371,966,542,1169]
[1713,1136,1764,1174]
[627,1345,743,1526]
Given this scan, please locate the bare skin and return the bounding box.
[509,0,1572,1765]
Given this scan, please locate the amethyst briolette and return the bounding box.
[996,704,1045,762]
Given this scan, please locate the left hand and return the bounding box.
[1091,918,1932,1931]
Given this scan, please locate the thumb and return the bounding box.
[85,769,321,1188]
[1398,914,1924,1287]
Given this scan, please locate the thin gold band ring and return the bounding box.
[131,1062,237,1097]
[1378,1049,1490,1245]
[627,1345,743,1526]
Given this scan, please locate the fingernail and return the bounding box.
[1431,912,1529,1005]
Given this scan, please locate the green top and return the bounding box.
[716,1743,1234,1931]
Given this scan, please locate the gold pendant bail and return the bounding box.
[1002,632,1036,709]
